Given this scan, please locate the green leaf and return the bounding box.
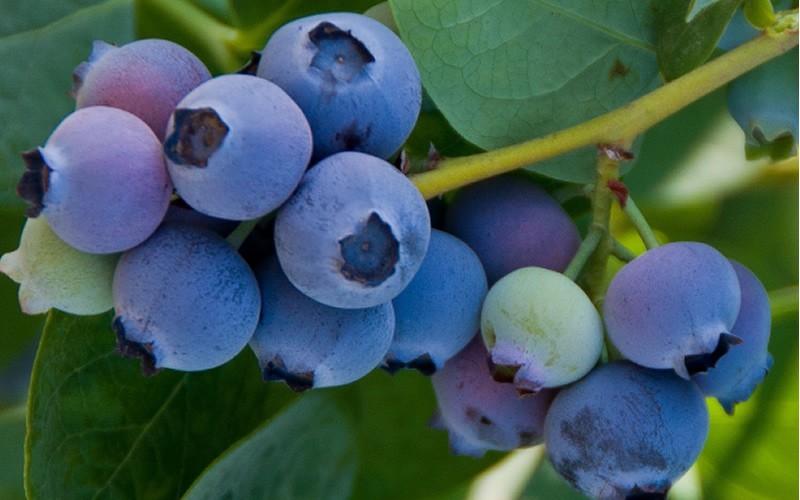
[687,0,724,22]
[0,406,26,500]
[654,0,743,82]
[26,311,298,498]
[332,370,498,499]
[389,0,661,183]
[184,394,357,500]
[0,0,135,209]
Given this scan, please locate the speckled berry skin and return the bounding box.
[480,267,604,393]
[692,260,773,414]
[0,217,117,315]
[18,106,172,254]
[443,174,581,284]
[383,229,487,375]
[544,362,709,499]
[257,12,422,160]
[603,242,742,379]
[163,74,313,220]
[248,256,394,392]
[431,336,557,457]
[73,39,211,140]
[112,223,260,374]
[274,151,430,309]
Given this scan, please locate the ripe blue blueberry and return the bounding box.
[257,12,422,160]
[249,256,394,391]
[17,106,172,254]
[443,174,581,284]
[480,267,604,393]
[692,260,773,414]
[112,223,260,375]
[274,151,430,309]
[431,336,556,457]
[383,229,487,375]
[603,242,742,379]
[163,74,313,220]
[544,361,709,499]
[72,39,211,140]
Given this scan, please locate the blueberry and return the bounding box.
[274,151,430,309]
[248,256,394,391]
[163,74,313,221]
[692,260,773,414]
[443,174,581,284]
[112,223,260,375]
[480,267,604,393]
[17,106,172,254]
[603,242,742,379]
[0,217,117,315]
[544,361,709,499]
[72,39,211,140]
[431,336,557,457]
[383,229,487,375]
[257,12,422,160]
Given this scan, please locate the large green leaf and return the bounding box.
[0,406,26,500]
[184,394,357,500]
[25,311,297,498]
[389,0,662,183]
[0,0,135,209]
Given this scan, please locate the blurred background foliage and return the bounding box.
[0,0,796,499]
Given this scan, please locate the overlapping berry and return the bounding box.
[0,9,775,500]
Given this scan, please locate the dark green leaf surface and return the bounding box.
[184,394,357,500]
[0,406,26,500]
[390,0,661,183]
[26,311,297,499]
[0,0,135,209]
[654,0,743,81]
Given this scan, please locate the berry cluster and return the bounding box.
[0,9,775,500]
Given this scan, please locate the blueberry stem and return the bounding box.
[408,25,798,199]
[226,218,261,250]
[618,194,661,250]
[610,239,637,263]
[563,226,602,282]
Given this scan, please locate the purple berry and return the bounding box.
[257,12,422,160]
[274,151,430,309]
[383,229,487,374]
[603,242,742,379]
[431,336,556,457]
[73,39,211,140]
[443,174,581,284]
[17,106,172,254]
[544,361,709,498]
[112,223,260,375]
[163,74,313,220]
[248,256,394,391]
[692,260,773,414]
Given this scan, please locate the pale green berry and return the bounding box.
[0,217,117,315]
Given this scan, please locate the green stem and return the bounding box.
[409,26,798,199]
[563,226,603,281]
[226,218,261,249]
[610,239,637,263]
[620,195,661,250]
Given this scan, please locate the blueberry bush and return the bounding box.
[0,0,797,498]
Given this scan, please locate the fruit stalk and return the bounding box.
[409,24,799,199]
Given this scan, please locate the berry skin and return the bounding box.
[274,151,430,309]
[257,12,422,160]
[248,256,395,392]
[383,229,488,375]
[112,223,260,375]
[480,267,604,393]
[17,106,172,254]
[603,242,742,379]
[443,174,581,284]
[163,74,313,220]
[0,217,117,315]
[544,361,709,499]
[692,260,773,414]
[72,39,211,140]
[430,336,557,457]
